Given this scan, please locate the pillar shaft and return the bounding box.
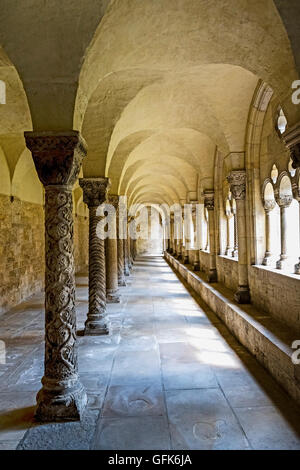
[204,191,217,283]
[79,178,111,335]
[227,170,250,304]
[106,195,120,303]
[276,196,292,270]
[262,201,276,266]
[25,130,87,422]
[295,201,300,274]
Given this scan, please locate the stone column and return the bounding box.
[25,131,87,422]
[117,203,126,286]
[276,195,293,270]
[183,205,192,264]
[205,208,209,251]
[169,216,174,254]
[193,206,200,271]
[232,203,238,258]
[105,195,120,303]
[79,178,110,335]
[204,191,218,283]
[225,210,233,256]
[127,224,133,271]
[123,226,130,276]
[262,200,276,266]
[227,170,250,304]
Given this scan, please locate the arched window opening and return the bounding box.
[276,108,287,135]
[271,164,279,184]
[0,80,5,104]
[276,175,294,272]
[286,199,300,266]
[262,182,280,266]
[288,158,296,178]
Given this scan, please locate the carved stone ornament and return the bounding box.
[227,170,247,200]
[79,178,111,207]
[25,131,87,187]
[79,179,111,336]
[276,195,293,208]
[203,191,215,211]
[107,194,120,209]
[264,199,276,212]
[24,131,87,422]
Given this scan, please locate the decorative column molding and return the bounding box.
[262,200,276,266]
[275,194,293,270]
[105,195,120,303]
[227,170,250,304]
[79,177,111,335]
[204,191,218,283]
[24,130,87,422]
[283,122,300,169]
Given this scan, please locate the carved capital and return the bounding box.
[276,195,293,208]
[283,122,300,169]
[79,177,111,207]
[227,170,247,200]
[264,199,276,213]
[107,194,119,209]
[203,191,214,211]
[24,131,87,187]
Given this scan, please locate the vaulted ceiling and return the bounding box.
[0,0,299,206]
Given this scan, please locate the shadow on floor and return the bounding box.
[170,263,300,438]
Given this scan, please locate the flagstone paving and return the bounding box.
[0,256,299,450]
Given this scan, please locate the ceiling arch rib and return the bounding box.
[127,173,186,204]
[120,160,191,197]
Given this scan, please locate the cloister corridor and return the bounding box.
[0,256,299,451]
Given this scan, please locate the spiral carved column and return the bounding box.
[106,195,120,303]
[79,178,111,335]
[25,130,87,422]
[117,202,126,286]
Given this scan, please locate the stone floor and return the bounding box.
[0,255,300,450]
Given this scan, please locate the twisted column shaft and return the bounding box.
[25,131,87,422]
[79,178,111,335]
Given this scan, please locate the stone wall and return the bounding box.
[216,255,239,292]
[0,195,89,315]
[0,194,44,315]
[249,265,300,332]
[74,214,88,274]
[199,250,210,274]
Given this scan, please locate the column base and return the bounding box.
[207,269,218,283]
[35,377,87,423]
[262,254,272,266]
[84,316,109,336]
[193,262,200,272]
[276,256,290,270]
[107,293,121,304]
[234,286,251,304]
